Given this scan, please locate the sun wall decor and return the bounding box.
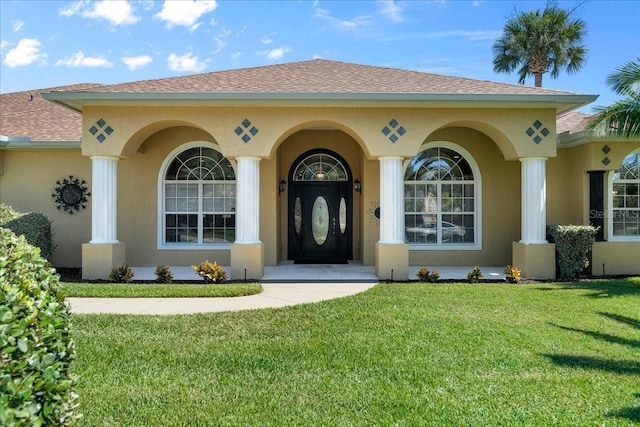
[51,175,90,214]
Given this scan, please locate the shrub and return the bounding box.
[192,261,227,284]
[1,212,54,260]
[109,263,134,283]
[0,204,22,225]
[154,265,173,284]
[0,228,79,426]
[416,267,440,283]
[467,266,483,283]
[547,224,597,281]
[504,265,521,284]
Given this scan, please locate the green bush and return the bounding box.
[154,265,173,284]
[1,212,54,260]
[109,263,134,283]
[192,260,227,284]
[466,266,483,283]
[547,224,597,281]
[0,228,79,426]
[0,204,22,225]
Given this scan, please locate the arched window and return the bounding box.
[292,153,348,181]
[404,144,480,248]
[159,144,236,247]
[609,151,640,240]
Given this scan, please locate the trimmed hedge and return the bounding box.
[1,212,54,260]
[547,224,597,281]
[0,228,79,426]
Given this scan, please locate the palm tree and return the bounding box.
[587,57,640,138]
[492,4,587,87]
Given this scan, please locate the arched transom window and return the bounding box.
[609,152,640,240]
[161,145,236,246]
[293,153,348,181]
[404,145,479,247]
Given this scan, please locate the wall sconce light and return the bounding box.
[354,179,361,193]
[279,179,287,193]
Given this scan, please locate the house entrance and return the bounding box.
[288,150,353,263]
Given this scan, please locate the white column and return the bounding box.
[520,157,547,243]
[379,156,405,243]
[235,157,261,244]
[90,156,119,243]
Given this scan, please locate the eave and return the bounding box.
[42,91,597,115]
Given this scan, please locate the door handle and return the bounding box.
[332,217,336,235]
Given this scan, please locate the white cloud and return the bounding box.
[157,0,218,28]
[167,52,207,72]
[55,51,113,67]
[122,55,153,70]
[12,20,25,32]
[425,30,501,41]
[60,0,139,25]
[59,1,86,17]
[0,40,9,53]
[265,46,291,61]
[3,38,47,67]
[261,36,273,45]
[378,0,404,23]
[313,8,373,31]
[472,1,481,6]
[212,29,231,54]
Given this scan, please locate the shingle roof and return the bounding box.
[49,59,579,96]
[556,111,594,134]
[0,84,100,141]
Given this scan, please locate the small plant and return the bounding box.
[504,265,521,284]
[154,265,173,284]
[416,267,440,283]
[467,266,483,283]
[110,263,134,283]
[192,260,227,284]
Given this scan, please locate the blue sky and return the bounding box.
[1,0,639,112]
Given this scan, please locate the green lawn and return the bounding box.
[71,278,640,426]
[61,282,262,298]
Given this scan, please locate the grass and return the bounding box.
[71,277,640,426]
[61,282,262,298]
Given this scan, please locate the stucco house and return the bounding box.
[1,59,638,280]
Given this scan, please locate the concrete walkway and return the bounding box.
[68,283,376,315]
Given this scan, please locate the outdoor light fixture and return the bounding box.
[279,179,287,193]
[354,179,361,193]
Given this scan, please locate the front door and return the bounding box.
[288,150,353,263]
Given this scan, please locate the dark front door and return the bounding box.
[287,150,353,263]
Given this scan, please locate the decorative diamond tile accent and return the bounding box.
[381,119,406,143]
[602,157,611,166]
[525,120,550,145]
[234,119,259,143]
[89,118,114,143]
[602,145,611,154]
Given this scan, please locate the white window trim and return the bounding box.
[157,141,237,250]
[607,149,640,242]
[404,141,482,251]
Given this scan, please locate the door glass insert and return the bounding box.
[293,153,348,181]
[312,196,329,245]
[294,197,302,234]
[339,197,347,234]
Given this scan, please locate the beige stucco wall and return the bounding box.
[0,149,91,267]
[81,105,557,161]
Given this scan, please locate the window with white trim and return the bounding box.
[404,145,479,247]
[610,152,640,239]
[162,146,236,246]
